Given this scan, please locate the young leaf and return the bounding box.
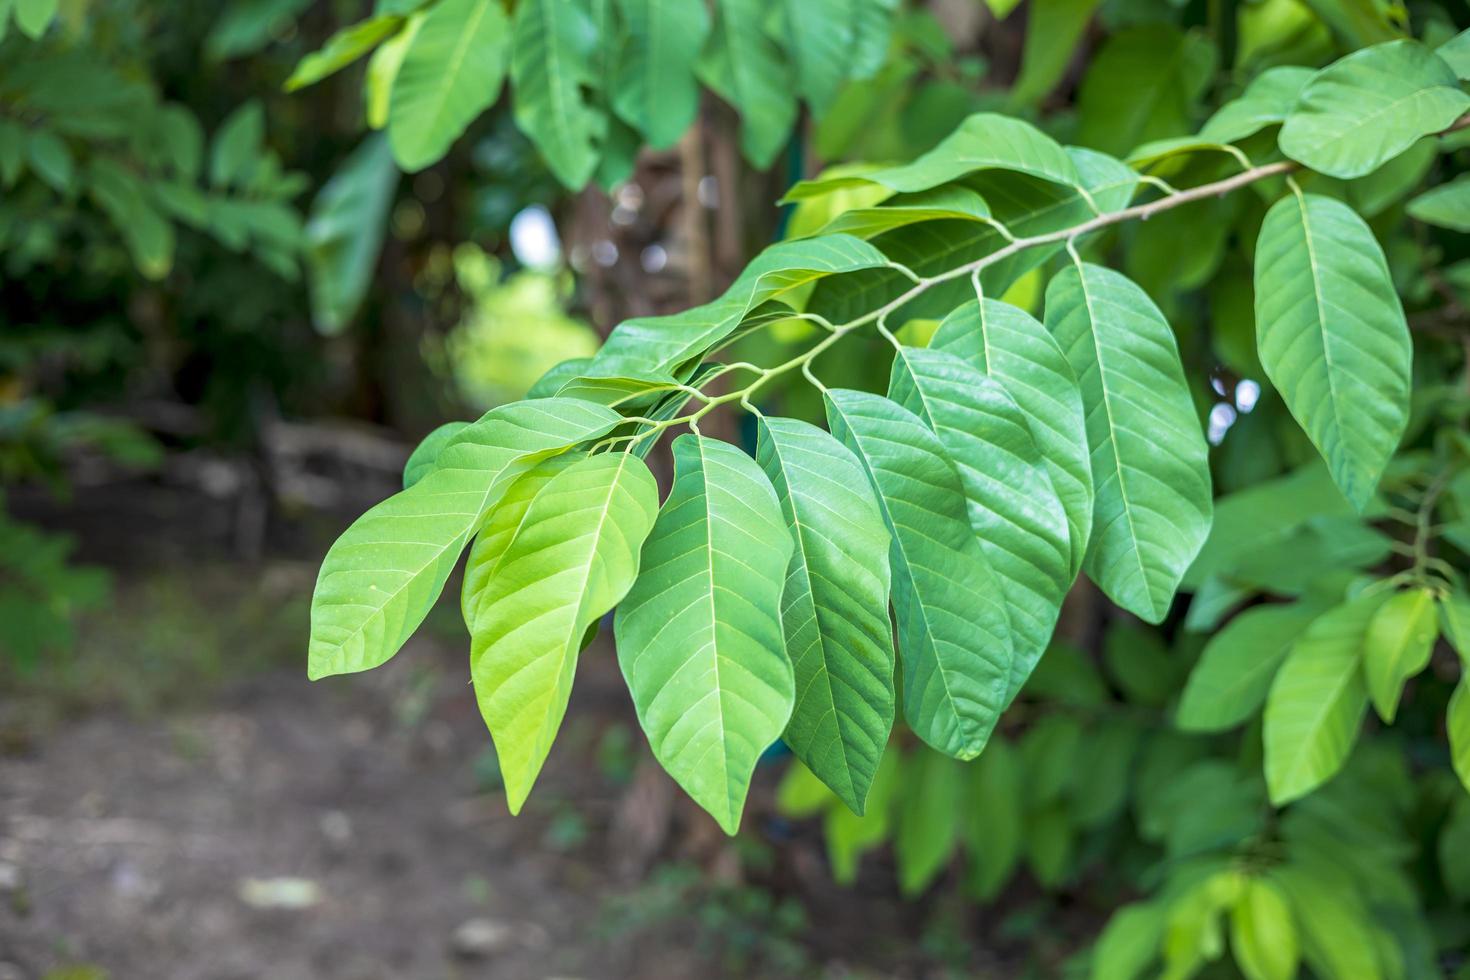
[1230,877,1298,980]
[510,0,603,189]
[824,388,1012,760]
[285,15,403,92]
[888,345,1070,701]
[402,421,470,489]
[1176,603,1320,733]
[1407,174,1470,232]
[1270,866,1384,980]
[610,0,709,149]
[1362,587,1437,723]
[1263,592,1386,805]
[1253,192,1411,510]
[697,0,798,168]
[308,398,621,681]
[614,435,795,834]
[1091,902,1166,980]
[932,298,1093,576]
[388,0,509,172]
[465,453,658,813]
[894,748,962,896]
[1277,40,1470,179]
[756,416,896,815]
[1044,262,1213,623]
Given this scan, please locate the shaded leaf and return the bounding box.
[511,0,603,189]
[1177,602,1320,732]
[610,0,709,148]
[305,135,399,335]
[285,15,403,91]
[825,388,1011,759]
[697,0,797,168]
[1407,174,1470,232]
[757,417,896,815]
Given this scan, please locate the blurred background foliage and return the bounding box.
[4,0,1470,978]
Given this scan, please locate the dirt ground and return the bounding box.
[0,480,1024,980]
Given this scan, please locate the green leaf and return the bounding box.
[1103,623,1178,707]
[25,130,72,193]
[614,435,795,834]
[824,749,900,883]
[775,758,834,817]
[365,13,420,129]
[1026,806,1073,887]
[403,421,470,489]
[894,748,961,896]
[1271,865,1384,980]
[1263,591,1385,805]
[1230,877,1297,980]
[87,160,174,280]
[756,417,896,815]
[465,453,658,813]
[1009,0,1101,107]
[1199,66,1315,143]
[610,0,709,149]
[1044,262,1213,623]
[1076,26,1216,156]
[510,0,603,189]
[962,738,1022,899]
[1347,137,1436,218]
[888,345,1070,701]
[932,298,1093,577]
[781,0,852,113]
[1177,603,1320,733]
[308,398,621,680]
[1440,589,1470,665]
[1253,191,1411,510]
[824,388,1011,760]
[697,0,797,168]
[1277,39,1470,179]
[305,135,399,335]
[1362,587,1437,723]
[784,113,1080,200]
[1407,174,1470,232]
[284,15,403,91]
[813,186,992,240]
[1091,902,1165,980]
[13,0,55,38]
[1439,28,1470,81]
[589,234,888,378]
[1448,678,1470,795]
[388,0,509,172]
[210,101,265,189]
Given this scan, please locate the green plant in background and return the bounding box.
[307,0,1470,971]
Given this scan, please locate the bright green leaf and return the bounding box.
[1177,602,1320,732]
[285,15,403,91]
[511,0,603,189]
[1263,591,1385,805]
[466,453,658,813]
[403,421,470,489]
[614,435,795,834]
[1199,66,1315,143]
[1230,877,1298,980]
[1362,587,1437,722]
[1448,678,1470,795]
[308,399,621,680]
[610,0,709,149]
[388,0,509,172]
[697,0,797,168]
[1407,174,1470,232]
